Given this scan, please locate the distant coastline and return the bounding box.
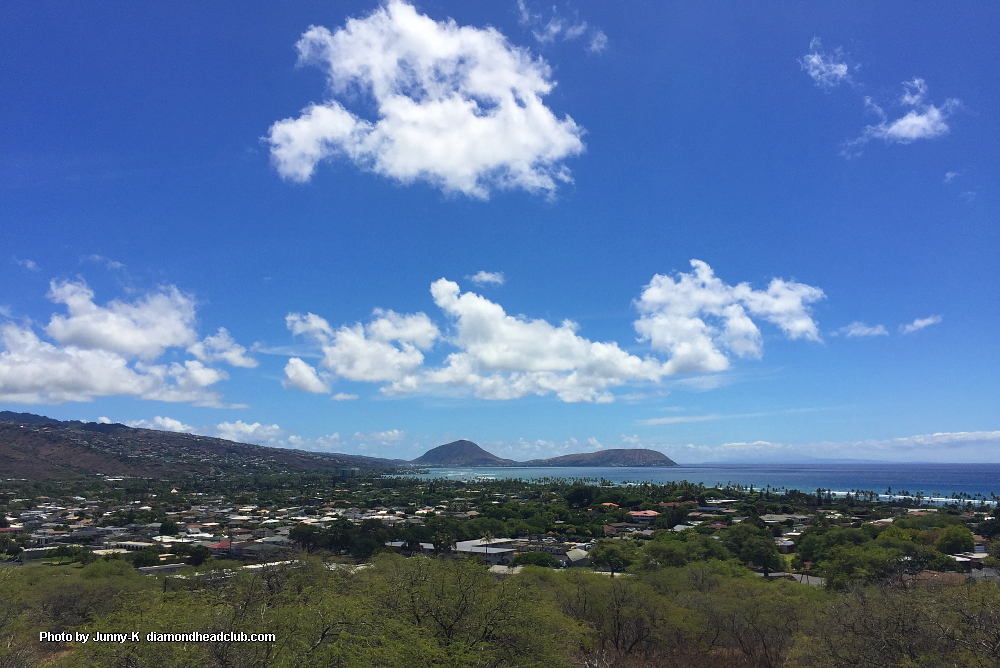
[403,462,1000,498]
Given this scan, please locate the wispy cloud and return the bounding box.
[944,171,960,183]
[643,406,827,427]
[12,256,39,271]
[82,254,124,270]
[516,0,605,52]
[835,321,888,337]
[801,41,961,157]
[900,315,942,334]
[674,430,1000,464]
[353,429,405,444]
[468,271,505,286]
[844,79,961,156]
[587,31,608,54]
[800,37,852,89]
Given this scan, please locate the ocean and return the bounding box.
[402,463,1000,500]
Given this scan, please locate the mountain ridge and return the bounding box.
[0,413,677,479]
[413,440,677,467]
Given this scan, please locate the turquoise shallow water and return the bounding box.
[402,463,1000,499]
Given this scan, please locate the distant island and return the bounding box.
[0,412,676,480]
[411,439,677,468]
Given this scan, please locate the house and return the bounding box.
[138,563,186,575]
[628,510,660,525]
[454,539,515,565]
[603,522,643,535]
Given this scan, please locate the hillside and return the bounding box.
[409,440,677,467]
[0,413,404,480]
[411,440,516,467]
[0,413,678,479]
[522,448,676,467]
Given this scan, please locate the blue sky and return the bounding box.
[2,1,998,462]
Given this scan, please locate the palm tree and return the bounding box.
[481,531,494,564]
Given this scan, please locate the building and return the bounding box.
[628,510,660,525]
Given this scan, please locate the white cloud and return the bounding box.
[634,260,824,374]
[419,278,666,402]
[837,321,888,337]
[45,279,197,359]
[267,0,584,198]
[282,264,824,403]
[0,282,243,407]
[208,419,345,451]
[943,171,959,183]
[353,429,405,443]
[332,392,358,401]
[517,0,601,50]
[644,414,726,426]
[126,416,196,433]
[847,79,960,154]
[13,257,39,271]
[214,420,286,445]
[677,430,1000,464]
[800,38,851,89]
[82,254,124,270]
[0,324,227,406]
[97,416,112,424]
[901,315,942,334]
[282,357,330,393]
[468,270,504,286]
[285,312,335,343]
[587,31,608,54]
[286,433,343,451]
[286,310,438,386]
[189,328,257,368]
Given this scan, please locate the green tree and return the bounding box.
[511,551,562,568]
[741,536,783,577]
[589,539,637,576]
[814,543,903,590]
[127,546,161,568]
[184,544,211,566]
[158,519,178,536]
[289,523,320,552]
[935,524,974,554]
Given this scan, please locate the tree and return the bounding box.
[589,539,637,576]
[814,543,903,589]
[935,524,974,554]
[565,485,598,508]
[511,551,562,568]
[976,518,1000,540]
[741,536,783,577]
[481,531,494,563]
[158,519,179,536]
[185,544,211,566]
[289,523,320,552]
[127,547,161,568]
[432,531,455,556]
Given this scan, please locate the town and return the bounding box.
[3,469,998,583]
